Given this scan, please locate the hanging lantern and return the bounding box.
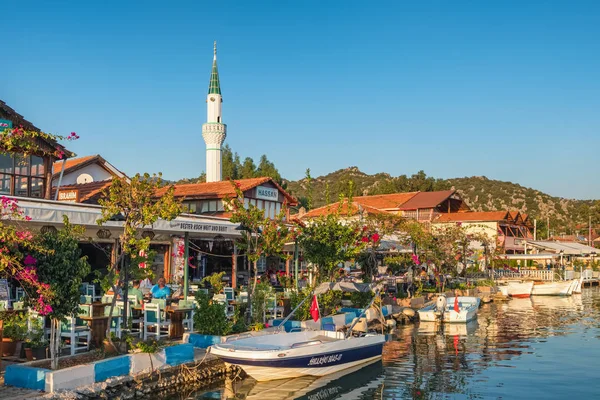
[141,230,155,240]
[40,225,57,234]
[96,228,111,239]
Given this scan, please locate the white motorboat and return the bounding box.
[209,330,385,382]
[498,280,534,298]
[417,296,480,323]
[210,282,386,382]
[531,280,576,296]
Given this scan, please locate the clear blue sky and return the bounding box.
[2,1,599,199]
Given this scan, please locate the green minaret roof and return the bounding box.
[208,41,221,95]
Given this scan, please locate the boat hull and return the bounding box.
[417,297,479,323]
[499,281,534,298]
[532,280,576,296]
[210,331,385,382]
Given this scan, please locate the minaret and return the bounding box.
[202,41,227,182]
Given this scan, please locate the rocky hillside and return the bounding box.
[285,167,598,234]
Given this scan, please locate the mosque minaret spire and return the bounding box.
[202,40,227,182]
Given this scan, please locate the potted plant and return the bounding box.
[1,314,28,357]
[24,317,48,361]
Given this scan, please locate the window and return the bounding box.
[0,154,47,198]
[257,199,264,209]
[243,198,249,209]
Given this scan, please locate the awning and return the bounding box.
[526,240,598,255]
[314,282,380,295]
[9,196,241,237]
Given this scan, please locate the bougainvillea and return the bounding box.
[0,196,54,314]
[0,126,78,159]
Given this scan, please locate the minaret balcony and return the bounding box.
[202,122,227,145]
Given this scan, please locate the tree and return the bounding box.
[97,173,182,347]
[297,203,366,283]
[226,181,290,322]
[256,154,284,187]
[239,157,257,179]
[33,217,91,370]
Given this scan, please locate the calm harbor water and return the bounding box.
[184,287,600,400]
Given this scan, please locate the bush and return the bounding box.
[193,291,232,336]
[349,291,373,309]
[3,314,28,341]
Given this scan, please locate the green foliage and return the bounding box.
[289,288,312,321]
[193,291,232,336]
[298,211,365,282]
[135,338,162,354]
[202,272,226,294]
[25,317,46,348]
[349,291,373,309]
[319,290,342,316]
[2,313,28,341]
[250,281,272,324]
[33,217,91,320]
[475,279,496,287]
[230,304,248,334]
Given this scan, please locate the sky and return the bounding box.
[2,1,600,199]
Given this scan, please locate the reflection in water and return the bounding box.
[187,288,600,399]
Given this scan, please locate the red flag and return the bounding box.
[309,295,320,322]
[454,296,459,312]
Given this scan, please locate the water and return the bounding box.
[183,288,600,400]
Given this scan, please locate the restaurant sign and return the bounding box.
[0,119,12,130]
[256,185,279,202]
[170,221,236,234]
[57,189,79,202]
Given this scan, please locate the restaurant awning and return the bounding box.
[525,240,598,256]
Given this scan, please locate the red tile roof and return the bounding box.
[351,192,419,210]
[398,190,456,210]
[51,181,112,204]
[52,155,97,175]
[157,177,297,205]
[436,211,510,223]
[301,199,388,219]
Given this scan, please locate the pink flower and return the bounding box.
[411,254,421,265]
[361,237,369,243]
[371,233,380,242]
[24,255,37,265]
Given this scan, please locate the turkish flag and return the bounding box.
[309,295,320,322]
[454,296,459,312]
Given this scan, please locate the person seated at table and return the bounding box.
[106,279,123,299]
[151,277,171,299]
[129,280,144,304]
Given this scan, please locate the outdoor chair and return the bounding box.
[121,300,142,338]
[61,313,91,355]
[15,287,25,301]
[80,295,92,304]
[143,302,170,340]
[86,284,101,302]
[178,300,195,332]
[151,298,167,309]
[105,303,123,338]
[28,310,51,340]
[0,300,8,311]
[127,294,139,305]
[224,287,235,302]
[13,301,24,310]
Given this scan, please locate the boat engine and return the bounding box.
[435,295,447,319]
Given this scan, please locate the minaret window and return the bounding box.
[217,117,221,123]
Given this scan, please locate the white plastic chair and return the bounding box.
[61,315,91,355]
[178,300,195,333]
[143,302,170,340]
[105,304,122,338]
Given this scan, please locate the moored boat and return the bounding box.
[209,330,385,382]
[417,296,480,323]
[531,280,577,296]
[498,280,534,298]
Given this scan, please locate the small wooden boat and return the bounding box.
[417,296,480,323]
[498,280,534,298]
[532,280,576,296]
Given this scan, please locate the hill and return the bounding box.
[284,167,599,235]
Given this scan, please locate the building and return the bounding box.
[1,100,70,199]
[301,190,470,222]
[51,155,128,203]
[434,210,534,253]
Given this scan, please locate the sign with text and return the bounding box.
[170,221,236,234]
[256,185,279,202]
[0,119,12,130]
[57,189,79,202]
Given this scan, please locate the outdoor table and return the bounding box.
[166,307,192,339]
[79,315,110,347]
